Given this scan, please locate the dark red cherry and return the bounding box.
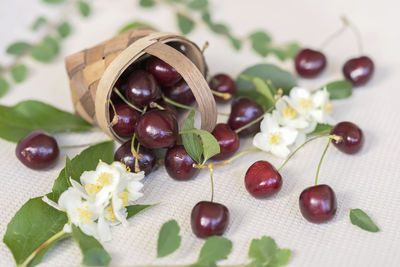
[342,56,374,86]
[209,74,236,103]
[227,97,263,137]
[295,48,327,78]
[109,103,140,137]
[135,110,178,149]
[191,201,229,238]
[16,131,59,170]
[330,121,363,154]
[150,100,178,118]
[163,79,195,106]
[245,160,282,198]
[165,145,199,180]
[114,140,156,175]
[125,70,161,107]
[299,184,337,223]
[146,56,181,86]
[168,42,186,54]
[110,78,127,103]
[211,123,240,160]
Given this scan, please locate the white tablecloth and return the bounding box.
[1,0,399,266]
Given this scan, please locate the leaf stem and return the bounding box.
[315,139,331,185]
[113,87,143,112]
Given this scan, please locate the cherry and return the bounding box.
[114,140,156,175]
[16,131,59,170]
[110,78,127,103]
[146,56,182,86]
[150,100,178,118]
[125,70,161,107]
[244,160,282,198]
[165,145,199,180]
[330,121,363,154]
[191,201,229,238]
[211,123,240,160]
[227,97,263,137]
[168,42,186,54]
[135,110,178,149]
[299,184,337,223]
[109,103,140,137]
[163,79,195,106]
[342,56,374,86]
[209,74,236,103]
[295,48,327,78]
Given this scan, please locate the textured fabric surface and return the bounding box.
[1,0,399,266]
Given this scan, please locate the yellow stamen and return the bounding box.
[324,101,333,114]
[97,172,112,186]
[282,105,297,118]
[299,98,313,110]
[77,205,93,224]
[119,191,129,207]
[268,132,281,145]
[85,183,101,194]
[105,206,117,222]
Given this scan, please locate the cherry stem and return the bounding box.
[208,163,214,202]
[135,141,141,173]
[344,16,363,55]
[193,148,261,169]
[108,100,118,127]
[131,134,143,160]
[201,41,209,54]
[315,139,331,185]
[113,87,144,113]
[319,18,349,49]
[60,141,108,149]
[149,101,165,111]
[211,89,232,100]
[278,134,342,172]
[162,95,196,111]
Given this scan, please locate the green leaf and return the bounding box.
[157,220,181,258]
[10,64,27,83]
[78,1,91,17]
[181,110,203,164]
[0,77,10,98]
[48,140,114,202]
[308,123,333,136]
[71,224,111,266]
[126,204,157,219]
[31,17,47,31]
[240,75,275,108]
[6,42,31,56]
[0,100,91,143]
[191,236,232,266]
[248,236,291,267]
[229,36,242,50]
[249,31,272,57]
[118,21,153,33]
[283,42,301,59]
[236,64,297,105]
[177,13,195,34]
[180,128,220,163]
[57,21,71,38]
[42,0,65,4]
[350,209,379,233]
[3,197,69,267]
[139,0,155,7]
[31,36,59,62]
[188,0,208,10]
[324,80,352,99]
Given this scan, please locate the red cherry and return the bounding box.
[227,97,263,137]
[211,123,240,160]
[146,56,182,86]
[299,184,337,223]
[295,48,327,78]
[191,201,229,238]
[135,110,178,149]
[125,70,161,107]
[16,131,59,170]
[163,79,195,106]
[330,121,363,154]
[165,145,199,180]
[343,56,374,86]
[114,140,156,175]
[109,103,140,137]
[209,74,236,103]
[244,160,282,198]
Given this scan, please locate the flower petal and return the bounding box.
[253,132,272,152]
[271,145,291,158]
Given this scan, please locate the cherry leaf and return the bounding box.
[157,220,181,258]
[248,236,291,267]
[350,209,379,233]
[324,80,353,99]
[308,123,333,136]
[177,13,195,34]
[191,236,232,266]
[11,64,27,83]
[126,204,157,219]
[6,42,31,56]
[181,110,203,164]
[0,77,10,98]
[180,128,220,164]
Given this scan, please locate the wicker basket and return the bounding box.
[65,26,217,143]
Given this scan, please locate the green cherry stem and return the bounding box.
[211,89,232,100]
[162,95,196,111]
[193,148,261,169]
[319,17,349,49]
[59,139,113,149]
[131,133,143,160]
[315,139,331,185]
[113,87,143,113]
[208,163,214,202]
[149,101,165,111]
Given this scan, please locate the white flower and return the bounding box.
[309,88,335,125]
[253,113,298,158]
[273,96,310,129]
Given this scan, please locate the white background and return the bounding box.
[1,0,400,266]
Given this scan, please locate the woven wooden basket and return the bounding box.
[65,26,217,143]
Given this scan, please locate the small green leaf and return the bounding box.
[229,36,242,50]
[10,64,27,83]
[31,37,59,62]
[249,31,272,57]
[3,197,69,267]
[0,100,91,143]
[71,225,111,266]
[188,0,208,10]
[118,21,153,33]
[180,128,220,163]
[248,236,291,267]
[308,123,333,136]
[157,220,181,258]
[350,209,379,233]
[240,75,275,108]
[31,17,47,31]
[126,204,157,219]
[181,110,203,164]
[139,0,155,7]
[78,1,91,17]
[192,236,232,266]
[177,13,195,34]
[324,80,352,99]
[42,0,65,4]
[6,42,31,56]
[0,77,10,98]
[57,21,71,38]
[283,42,301,59]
